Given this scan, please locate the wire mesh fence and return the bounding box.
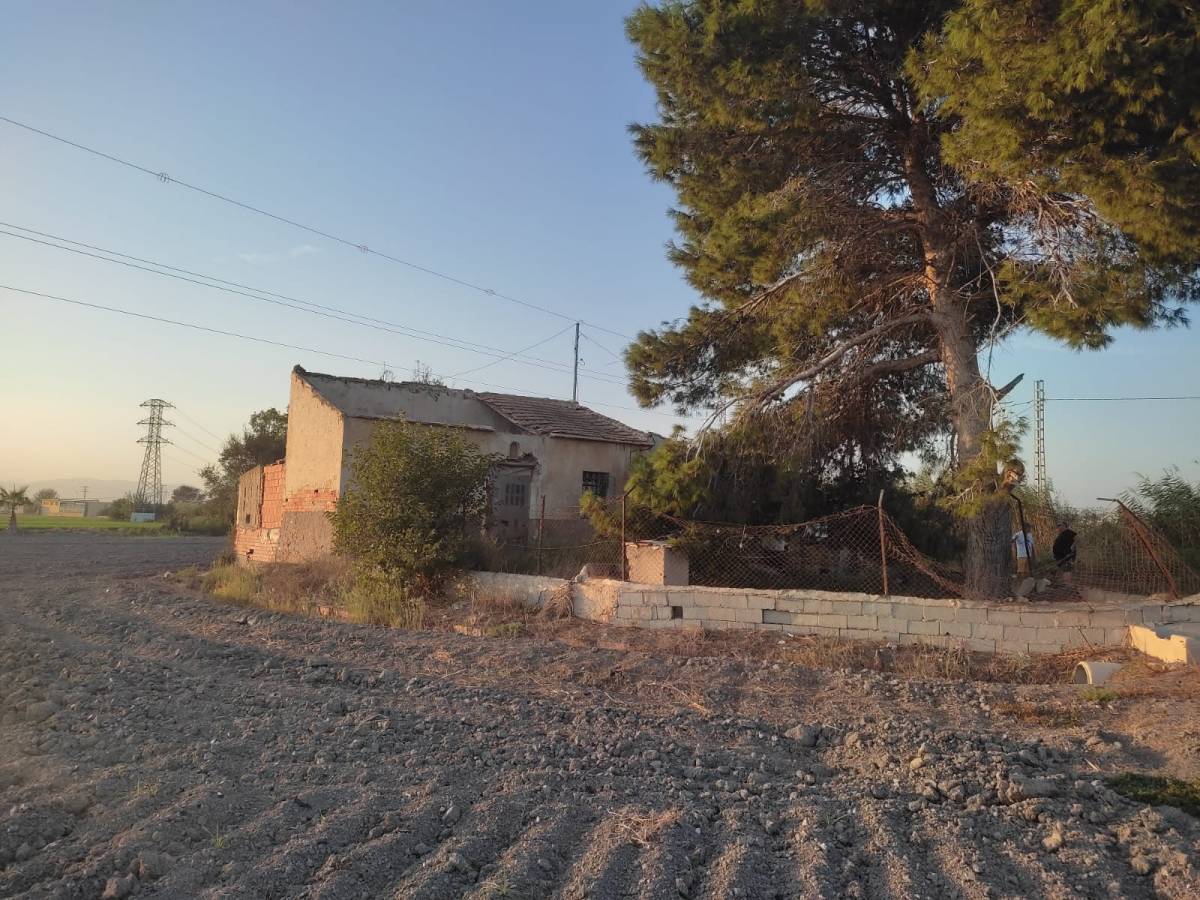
[477,493,1199,601]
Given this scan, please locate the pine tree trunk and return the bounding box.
[905,139,1012,599]
[933,293,1011,599]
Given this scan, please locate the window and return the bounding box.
[582,471,610,499]
[503,482,527,507]
[508,441,520,459]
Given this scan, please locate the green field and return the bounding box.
[12,515,166,534]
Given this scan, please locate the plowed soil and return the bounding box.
[2,534,1198,899]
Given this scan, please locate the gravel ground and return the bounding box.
[1,533,1198,899]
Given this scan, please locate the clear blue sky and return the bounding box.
[2,0,1197,506]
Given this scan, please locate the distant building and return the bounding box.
[38,497,103,517]
[235,366,654,563]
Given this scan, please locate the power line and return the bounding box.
[172,425,220,455]
[1,282,688,422]
[1,283,393,368]
[0,115,634,340]
[173,407,227,444]
[0,223,628,387]
[448,323,576,379]
[579,329,626,366]
[1046,395,1200,402]
[169,442,214,467]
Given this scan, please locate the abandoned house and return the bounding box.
[234,366,655,562]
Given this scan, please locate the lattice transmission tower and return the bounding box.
[1034,380,1047,498]
[134,399,174,510]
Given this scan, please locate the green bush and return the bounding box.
[330,420,496,597]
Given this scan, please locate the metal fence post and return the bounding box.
[1114,498,1180,599]
[877,490,889,597]
[620,493,627,581]
[537,495,546,576]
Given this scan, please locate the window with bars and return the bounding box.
[581,471,610,499]
[503,482,527,507]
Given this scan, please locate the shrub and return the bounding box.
[330,420,496,597]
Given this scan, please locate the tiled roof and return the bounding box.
[478,393,653,447]
[293,367,652,447]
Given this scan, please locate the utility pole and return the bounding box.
[134,399,174,512]
[572,322,580,402]
[1035,379,1047,499]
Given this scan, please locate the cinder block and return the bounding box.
[782,624,839,636]
[1103,627,1130,645]
[762,609,797,626]
[745,593,776,610]
[701,607,738,622]
[775,598,807,615]
[806,599,836,615]
[906,619,944,636]
[1030,626,1075,644]
[829,600,864,616]
[1002,625,1039,643]
[899,633,947,648]
[940,621,973,638]
[734,608,765,624]
[1025,641,1063,655]
[1049,610,1094,626]
[1018,612,1056,628]
[987,608,1025,625]
[952,607,989,624]
[1088,610,1131,627]
[863,600,896,617]
[845,614,878,630]
[841,628,877,642]
[817,614,848,629]
[962,637,996,653]
[996,640,1030,655]
[876,616,910,634]
[972,623,1004,641]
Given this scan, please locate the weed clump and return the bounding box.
[1107,773,1200,818]
[201,562,260,604]
[340,568,425,629]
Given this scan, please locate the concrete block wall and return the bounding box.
[464,571,1200,655]
[610,586,1200,654]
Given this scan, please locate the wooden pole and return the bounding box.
[877,490,889,597]
[1114,499,1180,599]
[537,495,546,576]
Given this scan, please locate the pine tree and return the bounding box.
[625,0,1199,597]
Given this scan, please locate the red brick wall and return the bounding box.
[261,463,285,529]
[235,463,339,564]
[234,526,279,563]
[282,488,339,513]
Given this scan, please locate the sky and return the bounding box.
[1,0,1197,507]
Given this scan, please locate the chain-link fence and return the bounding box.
[478,494,1199,601]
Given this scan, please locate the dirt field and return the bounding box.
[2,534,1198,899]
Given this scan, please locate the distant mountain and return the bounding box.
[20,478,190,502]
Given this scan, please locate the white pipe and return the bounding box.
[1072,660,1123,685]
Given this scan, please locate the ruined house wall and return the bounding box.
[234,463,285,562]
[275,373,344,562]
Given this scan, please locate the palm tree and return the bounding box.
[2,485,31,532]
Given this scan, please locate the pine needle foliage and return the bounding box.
[625,0,1200,596]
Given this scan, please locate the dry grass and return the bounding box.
[201,562,260,604]
[993,699,1084,728]
[540,582,573,620]
[614,808,682,847]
